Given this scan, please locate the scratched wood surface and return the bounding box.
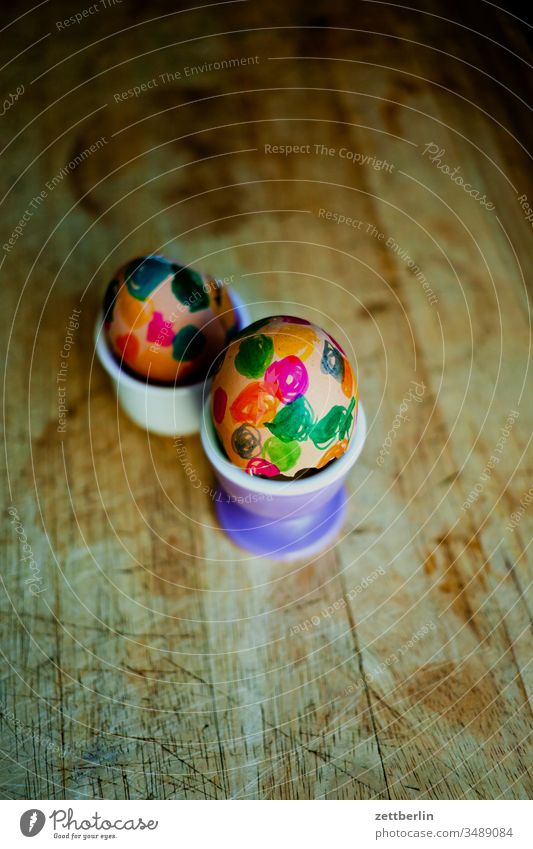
[1,0,532,800]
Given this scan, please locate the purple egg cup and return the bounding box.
[200,400,367,560]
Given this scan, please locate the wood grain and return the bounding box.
[1,0,532,800]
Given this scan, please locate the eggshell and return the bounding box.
[103,255,238,383]
[211,316,358,477]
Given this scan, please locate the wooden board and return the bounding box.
[1,0,532,800]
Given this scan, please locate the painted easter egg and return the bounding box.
[103,255,238,383]
[211,316,357,478]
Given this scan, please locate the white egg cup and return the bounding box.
[95,291,250,436]
[200,399,367,560]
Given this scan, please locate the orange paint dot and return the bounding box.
[117,289,154,329]
[317,438,349,469]
[230,381,279,426]
[273,325,319,361]
[133,346,187,382]
[341,358,354,398]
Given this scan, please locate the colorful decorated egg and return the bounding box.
[211,316,357,478]
[103,255,238,383]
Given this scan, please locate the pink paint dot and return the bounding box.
[213,386,227,424]
[264,356,309,403]
[146,311,174,346]
[246,458,280,477]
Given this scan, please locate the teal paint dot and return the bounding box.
[235,334,274,378]
[172,325,206,362]
[171,264,210,312]
[265,395,315,443]
[320,339,344,381]
[124,256,171,301]
[262,436,301,472]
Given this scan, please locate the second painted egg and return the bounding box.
[103,255,238,383]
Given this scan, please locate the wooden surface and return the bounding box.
[1,0,532,800]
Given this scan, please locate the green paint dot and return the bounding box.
[171,265,210,312]
[311,396,356,448]
[172,325,206,362]
[311,406,344,449]
[339,396,356,440]
[262,436,301,472]
[235,334,274,378]
[265,395,314,443]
